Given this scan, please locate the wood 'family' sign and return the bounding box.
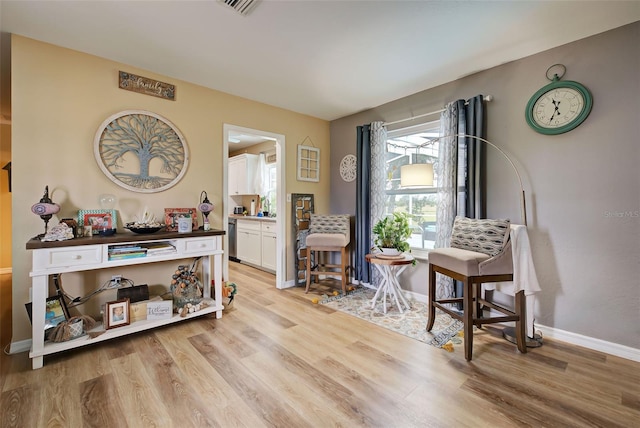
[118,71,175,101]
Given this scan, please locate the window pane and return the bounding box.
[385,122,441,251]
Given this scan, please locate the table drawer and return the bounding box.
[183,237,217,254]
[35,245,103,269]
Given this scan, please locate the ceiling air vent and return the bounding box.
[218,0,261,16]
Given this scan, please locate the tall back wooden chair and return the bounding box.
[305,214,350,294]
[426,216,527,361]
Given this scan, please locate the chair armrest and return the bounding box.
[478,239,513,276]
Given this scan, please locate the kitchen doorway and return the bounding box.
[222,124,286,289]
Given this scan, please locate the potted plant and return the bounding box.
[372,212,412,256]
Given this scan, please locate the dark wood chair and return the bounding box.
[426,217,526,361]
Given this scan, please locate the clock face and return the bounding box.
[533,87,584,129]
[525,80,593,135]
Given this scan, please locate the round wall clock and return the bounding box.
[94,110,189,193]
[339,154,357,182]
[525,64,593,135]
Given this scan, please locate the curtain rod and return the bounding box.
[382,95,493,127]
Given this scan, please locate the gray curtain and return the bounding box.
[436,95,486,299]
[355,124,372,284]
[459,95,486,219]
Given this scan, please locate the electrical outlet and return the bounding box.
[110,275,122,288]
[287,193,292,202]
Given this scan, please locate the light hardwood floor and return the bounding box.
[2,262,639,427]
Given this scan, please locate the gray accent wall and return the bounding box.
[329,22,639,349]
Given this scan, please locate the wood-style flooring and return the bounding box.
[1,262,639,427]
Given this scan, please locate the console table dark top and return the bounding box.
[26,229,225,250]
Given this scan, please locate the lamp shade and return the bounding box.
[400,163,433,187]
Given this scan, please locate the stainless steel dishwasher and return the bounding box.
[228,218,240,262]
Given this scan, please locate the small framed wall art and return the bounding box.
[78,209,117,235]
[164,208,198,232]
[297,145,320,182]
[105,298,130,329]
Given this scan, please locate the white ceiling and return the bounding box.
[1,1,639,123]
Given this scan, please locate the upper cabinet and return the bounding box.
[229,154,258,195]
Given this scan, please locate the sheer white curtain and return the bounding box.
[368,121,387,286]
[435,103,458,299]
[254,153,268,200]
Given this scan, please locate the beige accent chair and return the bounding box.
[305,214,350,294]
[426,217,526,361]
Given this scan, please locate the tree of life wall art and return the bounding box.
[94,110,189,193]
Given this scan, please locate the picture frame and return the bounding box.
[297,145,320,182]
[164,208,198,232]
[78,209,118,235]
[105,298,130,329]
[25,295,70,336]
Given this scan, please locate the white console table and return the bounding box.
[26,229,225,370]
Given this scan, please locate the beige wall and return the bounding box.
[330,22,640,349]
[11,35,330,343]
[0,123,10,269]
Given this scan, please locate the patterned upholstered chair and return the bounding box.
[305,214,350,294]
[426,216,526,361]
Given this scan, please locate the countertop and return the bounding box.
[229,215,277,222]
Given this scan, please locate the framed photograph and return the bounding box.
[164,208,198,232]
[78,209,118,235]
[105,298,130,329]
[25,295,70,336]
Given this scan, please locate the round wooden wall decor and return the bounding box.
[94,110,189,193]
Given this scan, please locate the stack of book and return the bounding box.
[141,242,177,257]
[108,245,147,260]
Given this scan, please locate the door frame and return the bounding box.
[222,124,286,289]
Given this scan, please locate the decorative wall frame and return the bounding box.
[78,209,118,235]
[118,71,175,101]
[164,208,198,232]
[94,110,189,193]
[339,154,357,182]
[297,145,320,182]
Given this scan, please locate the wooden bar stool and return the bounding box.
[305,214,350,294]
[427,216,527,361]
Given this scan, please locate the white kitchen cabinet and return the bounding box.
[261,221,277,271]
[237,219,261,266]
[229,154,258,195]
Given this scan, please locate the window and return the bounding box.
[263,161,277,216]
[384,121,441,256]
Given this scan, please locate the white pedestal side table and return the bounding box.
[366,253,413,313]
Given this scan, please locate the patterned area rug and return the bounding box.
[321,288,464,351]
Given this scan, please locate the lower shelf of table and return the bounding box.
[29,298,223,359]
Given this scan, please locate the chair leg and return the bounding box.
[340,246,347,294]
[305,247,312,293]
[515,290,527,354]
[426,263,436,331]
[463,279,473,361]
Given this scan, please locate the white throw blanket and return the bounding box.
[484,224,540,337]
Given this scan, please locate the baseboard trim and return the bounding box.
[0,267,12,275]
[9,339,31,354]
[535,324,640,362]
[404,289,639,362]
